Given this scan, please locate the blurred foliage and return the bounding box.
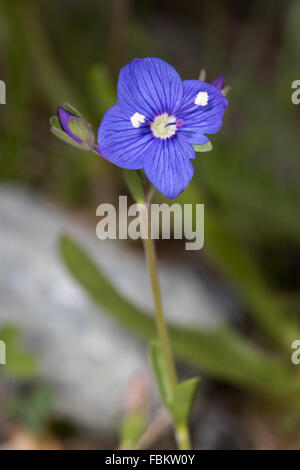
[0,0,300,408]
[0,326,36,379]
[59,235,300,406]
[6,385,53,435]
[120,411,147,450]
[0,326,53,435]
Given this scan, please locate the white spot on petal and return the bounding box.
[130,112,146,128]
[194,91,209,106]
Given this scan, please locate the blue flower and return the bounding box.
[98,58,227,199]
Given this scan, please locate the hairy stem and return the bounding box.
[143,198,191,450]
[143,209,177,389]
[175,425,192,451]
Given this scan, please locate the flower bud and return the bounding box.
[50,103,96,152]
[211,74,226,91]
[210,74,230,110]
[211,74,231,97]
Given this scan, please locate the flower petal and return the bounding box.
[144,136,195,199]
[177,80,226,145]
[117,57,184,120]
[97,104,154,169]
[57,106,82,143]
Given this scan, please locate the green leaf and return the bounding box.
[59,234,155,339]
[123,170,145,203]
[58,234,300,404]
[0,326,18,343]
[193,141,213,152]
[149,340,173,407]
[149,342,200,427]
[0,326,36,379]
[50,126,85,150]
[170,378,200,427]
[149,339,200,426]
[120,411,146,450]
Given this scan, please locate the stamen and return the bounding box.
[130,112,146,128]
[194,91,209,106]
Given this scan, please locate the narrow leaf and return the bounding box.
[149,340,173,407]
[123,170,145,203]
[58,235,300,402]
[119,412,146,450]
[170,378,200,426]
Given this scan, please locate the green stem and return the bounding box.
[175,425,192,451]
[143,199,191,450]
[143,212,177,390]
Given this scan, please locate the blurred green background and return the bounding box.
[0,0,300,450]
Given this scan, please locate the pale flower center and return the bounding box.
[151,113,177,139]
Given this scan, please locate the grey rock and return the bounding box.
[0,184,228,431]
